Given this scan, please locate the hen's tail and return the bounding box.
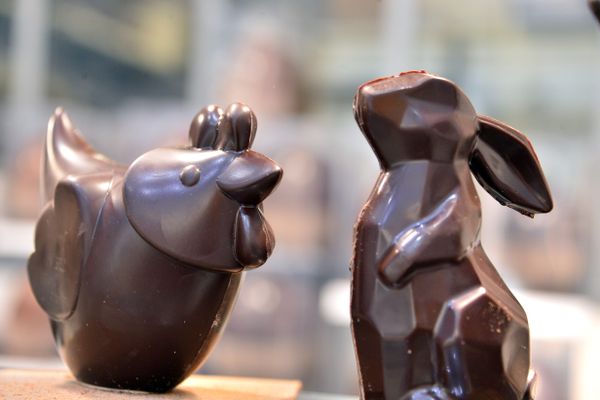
[42,108,124,203]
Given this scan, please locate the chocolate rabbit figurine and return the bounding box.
[28,103,282,392]
[351,71,553,400]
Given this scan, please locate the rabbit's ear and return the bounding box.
[189,105,224,149]
[469,115,553,217]
[216,103,257,151]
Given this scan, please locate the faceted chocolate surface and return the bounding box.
[351,71,552,400]
[28,103,282,392]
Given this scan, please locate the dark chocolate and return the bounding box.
[351,71,552,400]
[28,103,282,392]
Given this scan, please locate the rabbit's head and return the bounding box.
[124,103,282,271]
[354,71,553,217]
[354,71,479,167]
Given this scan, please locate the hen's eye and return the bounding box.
[180,165,201,186]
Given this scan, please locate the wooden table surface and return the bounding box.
[0,369,302,400]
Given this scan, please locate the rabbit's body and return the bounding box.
[352,162,530,399]
[351,72,551,400]
[29,104,281,392]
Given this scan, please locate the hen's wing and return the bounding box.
[28,172,113,320]
[43,108,125,203]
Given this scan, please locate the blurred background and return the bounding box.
[0,0,599,398]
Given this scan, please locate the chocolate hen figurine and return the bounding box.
[28,103,282,392]
[351,71,552,400]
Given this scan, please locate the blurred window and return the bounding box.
[0,1,12,100]
[47,0,190,107]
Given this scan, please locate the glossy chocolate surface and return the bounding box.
[28,103,282,392]
[351,71,552,400]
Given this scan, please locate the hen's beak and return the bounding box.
[217,152,282,206]
[217,151,282,269]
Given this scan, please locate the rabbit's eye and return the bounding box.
[180,165,201,186]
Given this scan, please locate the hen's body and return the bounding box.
[52,178,240,392]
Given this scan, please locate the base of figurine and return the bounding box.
[75,379,163,395]
[72,373,182,394]
[0,369,302,399]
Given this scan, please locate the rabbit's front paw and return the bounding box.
[377,245,412,286]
